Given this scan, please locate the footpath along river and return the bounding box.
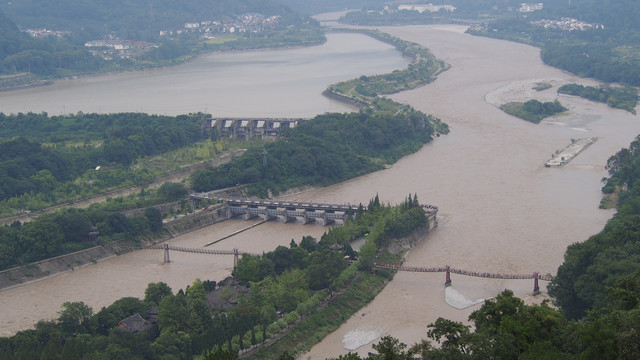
[1,24,639,359]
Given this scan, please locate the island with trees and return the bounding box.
[499,99,567,124]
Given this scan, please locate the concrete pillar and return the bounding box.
[445,265,451,287]
[163,243,170,264]
[283,212,295,223]
[243,210,255,221]
[533,272,540,295]
[233,248,239,269]
[323,215,335,226]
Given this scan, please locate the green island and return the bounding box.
[558,83,639,115]
[322,29,449,106]
[500,99,567,124]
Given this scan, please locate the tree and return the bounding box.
[368,336,409,360]
[186,278,207,302]
[144,282,173,306]
[157,182,187,201]
[426,318,472,357]
[58,301,93,335]
[204,347,238,360]
[157,294,188,334]
[305,249,347,290]
[144,207,163,232]
[300,236,317,253]
[233,254,263,284]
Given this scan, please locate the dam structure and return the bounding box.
[204,117,308,140]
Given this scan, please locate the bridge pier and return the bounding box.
[322,214,335,226]
[163,243,170,264]
[533,272,540,295]
[445,265,451,287]
[283,212,296,223]
[233,248,239,269]
[243,212,256,221]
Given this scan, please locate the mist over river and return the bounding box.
[1,24,639,360]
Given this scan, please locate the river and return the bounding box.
[0,32,407,117]
[0,24,638,359]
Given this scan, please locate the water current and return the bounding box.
[1,24,639,360]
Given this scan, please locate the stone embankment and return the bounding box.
[0,203,234,292]
[546,137,598,167]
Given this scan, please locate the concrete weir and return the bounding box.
[545,137,598,167]
[224,198,360,225]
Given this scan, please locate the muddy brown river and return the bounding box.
[1,24,638,360]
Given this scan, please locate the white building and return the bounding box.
[519,3,543,13]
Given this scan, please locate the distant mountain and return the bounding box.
[0,0,303,42]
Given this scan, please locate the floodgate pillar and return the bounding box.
[533,272,540,295]
[445,265,451,287]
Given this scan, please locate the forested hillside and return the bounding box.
[473,0,640,86]
[0,1,319,85]
[0,0,301,42]
[0,112,207,207]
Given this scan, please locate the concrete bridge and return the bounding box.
[204,117,308,140]
[225,198,361,225]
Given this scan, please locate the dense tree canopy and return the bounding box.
[191,109,438,196]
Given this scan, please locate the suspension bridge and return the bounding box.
[372,263,553,295]
[105,242,552,295]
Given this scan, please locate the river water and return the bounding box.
[0,24,638,359]
[0,32,407,117]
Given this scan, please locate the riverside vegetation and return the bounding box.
[0,196,431,360]
[558,84,639,115]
